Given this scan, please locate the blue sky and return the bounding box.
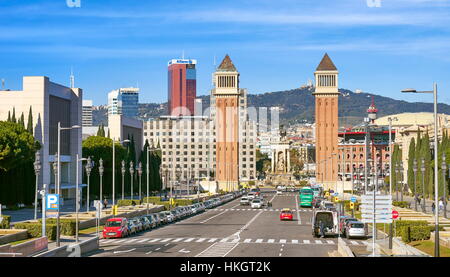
[1,0,450,106]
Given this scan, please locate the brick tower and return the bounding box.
[212,55,240,192]
[313,53,339,190]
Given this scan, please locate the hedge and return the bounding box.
[401,226,431,243]
[117,199,142,207]
[393,201,410,208]
[142,197,197,207]
[0,215,11,229]
[39,219,76,236]
[14,222,57,240]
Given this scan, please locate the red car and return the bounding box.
[279,208,294,221]
[102,217,129,239]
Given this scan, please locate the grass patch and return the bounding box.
[79,225,104,235]
[9,238,36,245]
[408,240,450,257]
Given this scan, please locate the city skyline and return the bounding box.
[0,0,449,106]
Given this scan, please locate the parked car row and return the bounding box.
[103,191,244,239]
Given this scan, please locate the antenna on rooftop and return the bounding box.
[70,67,75,88]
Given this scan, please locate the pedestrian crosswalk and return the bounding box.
[211,208,312,212]
[100,237,369,246]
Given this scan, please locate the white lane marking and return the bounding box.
[267,239,275,243]
[304,240,311,244]
[155,247,161,251]
[184,238,195,242]
[220,238,229,243]
[172,238,184,242]
[101,239,114,244]
[292,239,299,244]
[280,239,287,244]
[196,238,206,242]
[165,243,170,246]
[179,248,190,253]
[327,240,335,244]
[208,238,218,242]
[279,253,282,256]
[315,240,323,244]
[160,238,172,243]
[244,239,252,243]
[145,251,152,254]
[295,193,302,225]
[230,210,264,239]
[113,248,136,254]
[255,239,263,243]
[136,238,150,243]
[125,239,138,243]
[350,241,359,245]
[200,209,229,224]
[148,238,161,243]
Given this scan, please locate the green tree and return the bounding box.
[407,137,416,193]
[0,121,40,171]
[82,136,127,200]
[27,106,33,134]
[7,111,11,122]
[96,124,105,137]
[421,131,432,198]
[11,107,16,123]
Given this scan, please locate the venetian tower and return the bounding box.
[212,55,240,192]
[313,53,339,190]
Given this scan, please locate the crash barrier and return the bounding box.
[0,229,28,245]
[34,237,99,257]
[337,237,354,257]
[0,236,48,257]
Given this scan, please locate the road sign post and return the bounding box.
[93,200,102,238]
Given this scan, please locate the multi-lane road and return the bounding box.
[89,189,369,257]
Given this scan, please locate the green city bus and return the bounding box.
[299,186,314,207]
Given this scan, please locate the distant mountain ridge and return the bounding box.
[92,87,450,127]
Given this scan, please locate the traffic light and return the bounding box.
[349,202,355,210]
[333,197,339,203]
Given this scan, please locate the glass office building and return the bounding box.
[108,87,139,118]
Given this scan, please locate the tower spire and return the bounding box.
[70,67,75,88]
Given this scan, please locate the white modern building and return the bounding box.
[108,87,140,118]
[82,99,93,127]
[0,76,83,199]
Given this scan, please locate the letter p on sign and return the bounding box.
[46,194,59,210]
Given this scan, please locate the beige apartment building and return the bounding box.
[0,76,83,199]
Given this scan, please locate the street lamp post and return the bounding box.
[75,154,87,243]
[138,162,143,201]
[402,84,440,257]
[176,166,182,198]
[33,151,41,220]
[121,160,126,200]
[413,159,418,211]
[442,153,447,219]
[99,158,104,205]
[364,117,370,194]
[112,139,130,206]
[399,163,404,202]
[85,157,93,212]
[56,123,81,247]
[129,161,135,200]
[421,158,426,212]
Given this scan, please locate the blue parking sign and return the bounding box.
[46,194,59,210]
[351,196,357,203]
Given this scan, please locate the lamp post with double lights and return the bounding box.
[137,162,143,201]
[442,153,447,219]
[121,160,126,200]
[56,123,81,247]
[75,154,87,243]
[33,151,41,220]
[129,161,135,200]
[98,158,104,205]
[402,83,440,257]
[85,157,93,212]
[112,139,130,206]
[413,159,418,211]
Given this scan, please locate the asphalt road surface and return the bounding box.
[89,189,369,257]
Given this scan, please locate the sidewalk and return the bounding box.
[393,194,450,217]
